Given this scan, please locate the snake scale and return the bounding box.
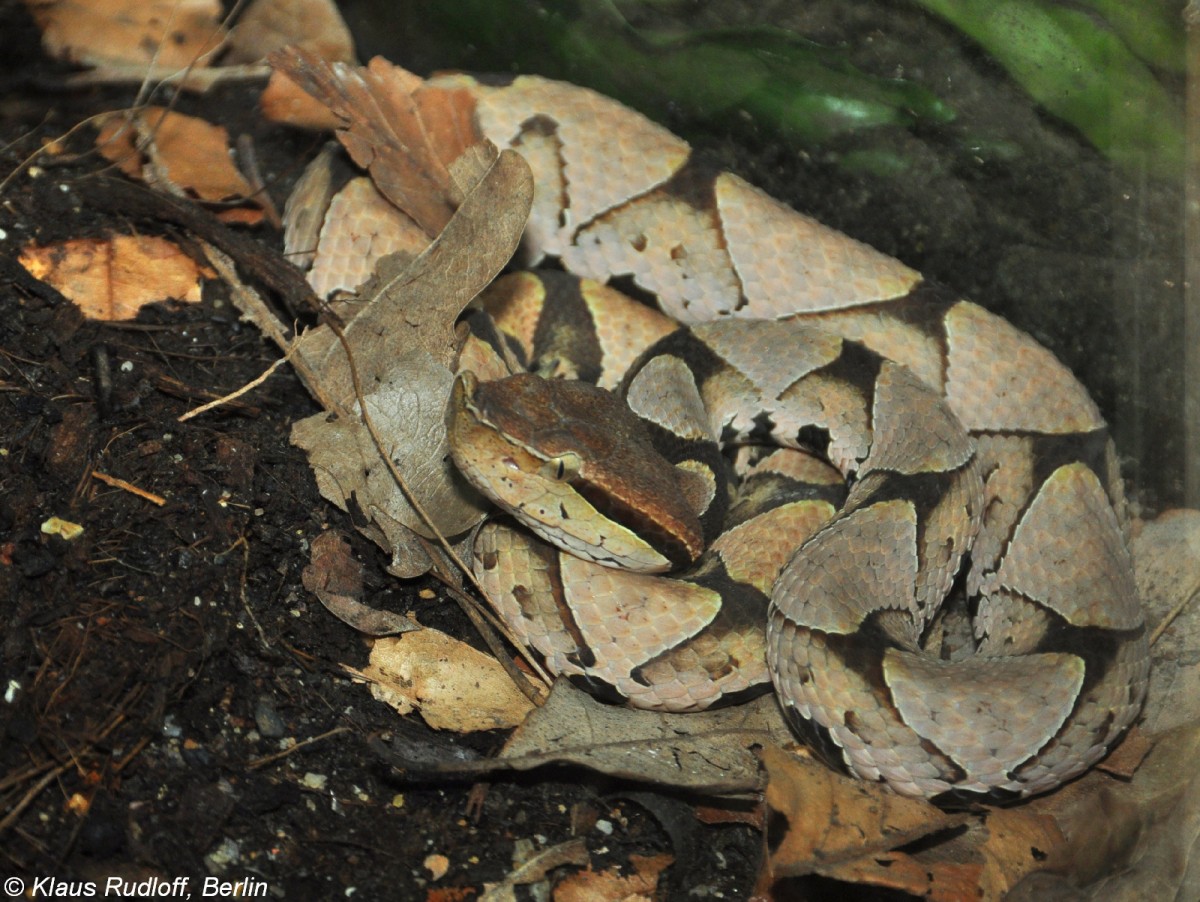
[393,72,1154,802]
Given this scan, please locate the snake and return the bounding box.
[423,72,1151,801]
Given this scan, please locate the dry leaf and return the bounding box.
[284,147,531,401]
[286,149,532,572]
[282,143,337,271]
[837,803,1066,901]
[553,853,672,902]
[253,48,534,574]
[1007,723,1200,900]
[480,840,591,902]
[225,0,354,65]
[19,235,208,320]
[27,0,226,68]
[423,853,450,881]
[269,48,478,236]
[757,744,966,888]
[260,68,343,130]
[95,108,258,213]
[291,347,490,544]
[41,517,84,541]
[392,680,792,795]
[1134,508,1200,733]
[360,628,535,731]
[301,530,417,635]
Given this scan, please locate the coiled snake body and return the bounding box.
[436,74,1150,801]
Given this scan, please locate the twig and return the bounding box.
[0,765,69,834]
[247,726,351,770]
[91,471,167,506]
[177,353,291,421]
[1149,584,1200,647]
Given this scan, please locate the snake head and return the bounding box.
[447,371,705,572]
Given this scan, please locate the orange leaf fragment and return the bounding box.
[268,48,481,236]
[755,745,967,897]
[261,69,343,131]
[19,235,209,320]
[553,853,672,902]
[96,108,257,206]
[26,0,226,69]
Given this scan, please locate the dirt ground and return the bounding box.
[0,1,1187,900]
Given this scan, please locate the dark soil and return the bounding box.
[0,2,1186,900]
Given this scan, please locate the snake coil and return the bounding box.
[433,73,1150,801]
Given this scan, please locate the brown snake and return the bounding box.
[308,65,1151,802]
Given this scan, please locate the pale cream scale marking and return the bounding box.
[967,433,1038,587]
[632,625,769,710]
[800,309,947,394]
[944,301,1104,434]
[771,611,948,797]
[865,361,976,475]
[564,195,744,320]
[710,502,835,594]
[973,588,1055,656]
[772,499,922,636]
[456,333,520,384]
[309,177,428,298]
[466,77,691,255]
[580,282,679,389]
[473,522,580,663]
[473,523,747,715]
[477,273,545,358]
[682,321,870,468]
[987,462,1141,629]
[776,373,872,474]
[737,446,844,485]
[881,651,1086,792]
[624,355,714,441]
[558,553,723,701]
[913,467,987,609]
[501,127,567,261]
[712,173,922,318]
[692,320,842,400]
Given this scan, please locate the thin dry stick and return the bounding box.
[91,470,167,506]
[247,726,351,770]
[1149,585,1200,648]
[327,321,552,702]
[0,764,69,834]
[178,354,291,421]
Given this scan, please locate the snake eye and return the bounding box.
[543,452,582,481]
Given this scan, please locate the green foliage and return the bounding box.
[913,0,1184,178]
[417,0,1184,179]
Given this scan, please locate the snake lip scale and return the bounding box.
[421,72,1152,802]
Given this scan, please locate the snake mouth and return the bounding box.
[570,478,699,568]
